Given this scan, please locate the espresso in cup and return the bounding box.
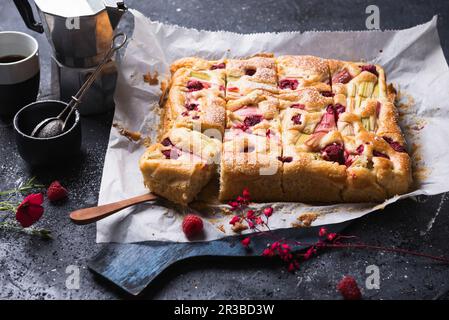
[0,31,40,117]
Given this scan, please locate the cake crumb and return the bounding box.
[296,212,319,227]
[232,221,248,233]
[113,123,141,142]
[143,70,159,85]
[220,207,233,215]
[217,225,226,233]
[142,136,152,147]
[159,80,169,106]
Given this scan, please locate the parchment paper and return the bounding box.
[97,10,449,243]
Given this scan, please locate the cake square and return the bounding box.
[341,129,411,202]
[219,134,283,202]
[219,90,283,201]
[164,85,226,137]
[225,90,281,139]
[329,59,388,110]
[279,85,347,202]
[139,127,221,205]
[170,57,227,96]
[282,147,347,202]
[162,57,227,137]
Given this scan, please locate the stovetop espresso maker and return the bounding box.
[14,0,127,114]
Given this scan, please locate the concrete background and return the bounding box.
[0,0,448,299]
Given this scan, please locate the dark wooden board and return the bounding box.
[88,222,349,295]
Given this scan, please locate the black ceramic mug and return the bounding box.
[0,31,40,117]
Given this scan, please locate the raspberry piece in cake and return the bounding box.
[279,79,299,90]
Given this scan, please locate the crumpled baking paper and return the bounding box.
[96,10,449,243]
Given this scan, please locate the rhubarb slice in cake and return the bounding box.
[139,127,221,205]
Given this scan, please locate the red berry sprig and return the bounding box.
[226,188,449,276]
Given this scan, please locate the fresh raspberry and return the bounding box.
[182,214,204,238]
[337,276,362,300]
[47,181,68,202]
[241,237,251,247]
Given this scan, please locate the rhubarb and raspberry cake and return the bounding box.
[139,54,412,205]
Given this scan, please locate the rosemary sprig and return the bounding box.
[0,200,19,212]
[0,177,45,197]
[0,221,52,240]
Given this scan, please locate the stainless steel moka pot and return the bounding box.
[14,0,127,114]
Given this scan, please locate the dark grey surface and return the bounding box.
[0,0,448,300]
